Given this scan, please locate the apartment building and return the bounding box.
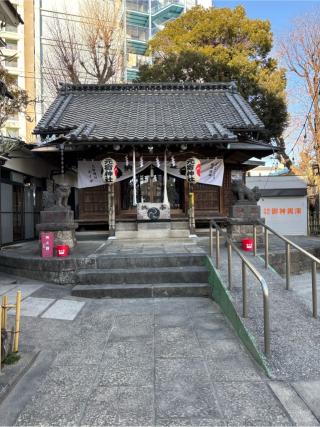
[0,0,26,141]
[125,0,211,81]
[1,0,212,143]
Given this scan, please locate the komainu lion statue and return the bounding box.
[231,180,261,203]
[43,183,71,210]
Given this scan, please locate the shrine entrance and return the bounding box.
[119,165,186,217]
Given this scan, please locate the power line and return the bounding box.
[288,79,320,156]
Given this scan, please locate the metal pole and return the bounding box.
[227,240,232,289]
[0,305,2,371]
[264,227,269,269]
[216,229,220,269]
[242,260,248,317]
[132,147,137,206]
[253,224,257,256]
[263,292,271,356]
[312,261,318,319]
[286,243,291,290]
[209,221,213,258]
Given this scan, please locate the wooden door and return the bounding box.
[194,183,221,215]
[78,185,108,221]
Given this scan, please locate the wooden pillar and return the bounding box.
[108,184,116,237]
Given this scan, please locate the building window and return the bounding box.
[8,112,19,120]
[5,39,18,50]
[5,57,18,67]
[6,128,19,138]
[4,24,18,33]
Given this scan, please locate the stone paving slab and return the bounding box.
[292,380,320,420]
[5,283,44,304]
[41,299,85,321]
[269,381,319,426]
[9,297,55,318]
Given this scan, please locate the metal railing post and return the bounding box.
[312,261,317,319]
[209,221,213,258]
[216,229,220,269]
[0,304,2,372]
[263,289,271,356]
[227,240,232,289]
[286,243,291,290]
[242,260,248,317]
[253,224,257,256]
[264,227,269,269]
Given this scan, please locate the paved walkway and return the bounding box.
[1,234,320,425]
[0,273,298,426]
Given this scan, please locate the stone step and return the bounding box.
[76,231,108,241]
[71,283,210,298]
[171,221,189,230]
[76,266,208,285]
[115,229,190,239]
[95,253,205,269]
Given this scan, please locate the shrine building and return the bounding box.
[32,82,274,238]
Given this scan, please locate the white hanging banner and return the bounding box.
[78,161,105,188]
[199,158,224,186]
[77,159,224,189]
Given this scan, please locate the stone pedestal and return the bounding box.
[36,209,78,249]
[227,202,264,244]
[229,203,261,220]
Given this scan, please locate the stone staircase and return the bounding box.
[115,220,190,239]
[72,252,209,298]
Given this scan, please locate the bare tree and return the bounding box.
[279,8,320,169]
[43,0,124,96]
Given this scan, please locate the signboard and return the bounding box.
[40,232,54,257]
[259,197,307,235]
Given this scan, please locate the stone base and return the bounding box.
[227,219,264,245]
[37,229,77,249]
[40,209,74,223]
[54,230,76,248]
[37,208,78,249]
[229,204,261,220]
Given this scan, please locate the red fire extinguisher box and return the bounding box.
[40,232,54,258]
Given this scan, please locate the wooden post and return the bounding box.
[2,295,8,330]
[108,184,115,238]
[189,184,195,235]
[13,290,21,353]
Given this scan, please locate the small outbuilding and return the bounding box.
[246,175,308,236]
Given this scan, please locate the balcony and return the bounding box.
[126,24,149,42]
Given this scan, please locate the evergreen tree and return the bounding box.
[139,6,288,142]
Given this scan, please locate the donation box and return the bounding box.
[41,232,54,258]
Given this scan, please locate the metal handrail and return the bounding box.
[255,220,318,319]
[210,220,270,356]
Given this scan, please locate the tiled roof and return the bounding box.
[35,82,265,143]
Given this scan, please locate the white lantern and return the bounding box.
[186,157,201,183]
[101,158,119,183]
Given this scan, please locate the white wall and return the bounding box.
[247,175,308,236]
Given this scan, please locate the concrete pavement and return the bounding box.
[0,273,300,426]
